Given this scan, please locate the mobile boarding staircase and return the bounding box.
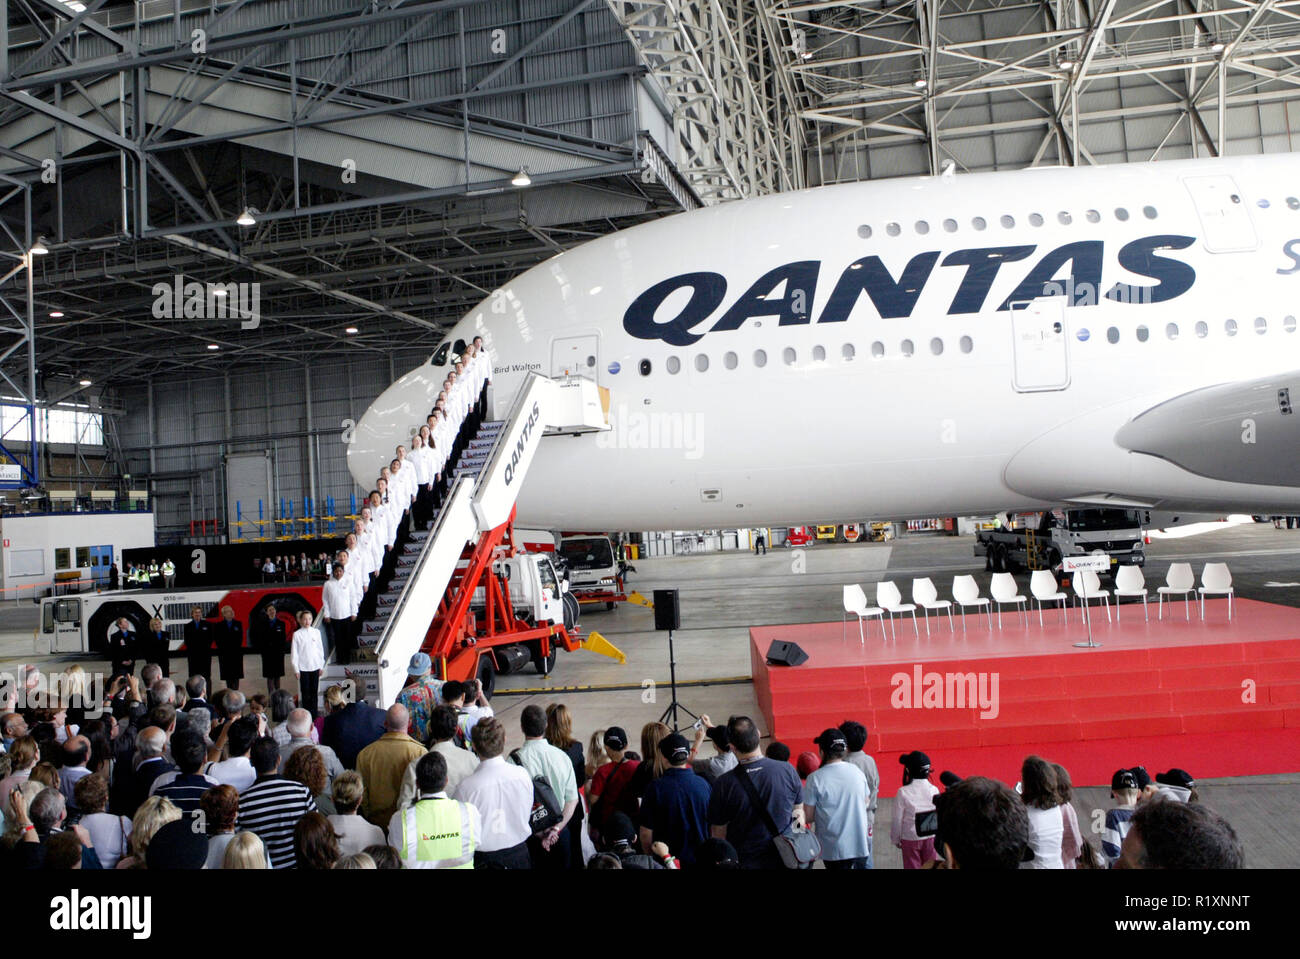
[338,372,623,706]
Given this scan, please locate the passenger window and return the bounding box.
[901,339,915,357]
[959,336,973,354]
[812,345,826,362]
[915,220,930,235]
[1029,213,1044,227]
[1136,325,1149,343]
[1000,215,1014,228]
[1143,206,1158,219]
[842,343,856,360]
[666,356,681,374]
[972,216,987,230]
[1107,327,1120,344]
[1225,319,1238,336]
[724,351,738,369]
[1286,315,1297,332]
[1255,317,1268,334]
[639,359,652,375]
[695,354,709,372]
[1288,198,1300,211]
[871,341,885,358]
[1114,208,1129,221]
[430,342,451,366]
[858,225,872,239]
[886,222,901,237]
[753,349,767,368]
[783,347,797,366]
[1058,211,1072,225]
[1085,209,1100,223]
[942,219,958,233]
[930,337,943,355]
[1195,321,1209,338]
[1166,323,1179,340]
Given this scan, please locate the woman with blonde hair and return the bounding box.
[334,852,376,869]
[222,831,270,869]
[116,795,181,869]
[625,721,671,805]
[145,617,172,679]
[545,703,588,866]
[59,664,90,728]
[585,729,608,782]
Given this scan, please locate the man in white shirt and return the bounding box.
[453,716,532,869]
[206,716,260,792]
[321,563,355,667]
[291,610,325,719]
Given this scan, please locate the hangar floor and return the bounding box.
[3,521,1297,867]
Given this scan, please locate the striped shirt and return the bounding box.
[236,775,317,869]
[150,772,219,813]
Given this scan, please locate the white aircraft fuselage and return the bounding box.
[351,153,1300,529]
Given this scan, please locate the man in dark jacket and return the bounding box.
[321,684,385,769]
[110,726,175,818]
[215,605,244,692]
[183,606,214,683]
[251,604,288,693]
[106,617,137,679]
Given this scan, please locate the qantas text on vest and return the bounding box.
[49,890,152,940]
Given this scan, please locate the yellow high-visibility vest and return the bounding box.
[399,797,476,868]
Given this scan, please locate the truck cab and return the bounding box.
[38,596,86,655]
[558,534,620,609]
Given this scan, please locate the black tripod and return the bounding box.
[657,627,699,731]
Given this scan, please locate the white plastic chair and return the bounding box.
[1157,563,1195,620]
[989,572,1028,627]
[951,575,992,630]
[1113,565,1148,622]
[1071,570,1112,622]
[1030,569,1069,626]
[842,584,887,644]
[1198,563,1234,620]
[876,580,919,638]
[911,577,954,634]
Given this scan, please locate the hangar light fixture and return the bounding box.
[206,343,220,351]
[511,167,532,187]
[212,286,227,297]
[1058,58,1074,70]
[78,377,92,387]
[913,78,927,89]
[30,236,49,255]
[345,326,359,335]
[237,208,257,226]
[1211,42,1225,54]
[49,310,64,318]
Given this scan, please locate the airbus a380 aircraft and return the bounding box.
[350,153,1300,530]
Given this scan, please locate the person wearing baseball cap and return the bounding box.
[690,714,736,784]
[1102,768,1142,865]
[588,726,640,842]
[395,652,445,744]
[638,732,712,868]
[1155,768,1198,803]
[802,728,871,869]
[891,750,940,869]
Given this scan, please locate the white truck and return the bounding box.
[974,508,1146,577]
[558,534,623,609]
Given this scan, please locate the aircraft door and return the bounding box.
[550,334,599,381]
[1183,175,1258,253]
[1011,299,1070,392]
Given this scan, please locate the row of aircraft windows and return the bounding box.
[1105,316,1298,343]
[859,207,1153,239]
[857,196,1300,240]
[637,313,1299,375]
[643,337,978,375]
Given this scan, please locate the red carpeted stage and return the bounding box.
[750,598,1300,797]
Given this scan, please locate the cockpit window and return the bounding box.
[430,342,451,366]
[453,339,467,358]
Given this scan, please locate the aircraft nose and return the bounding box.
[346,363,444,491]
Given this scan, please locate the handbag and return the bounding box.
[509,749,563,835]
[733,760,821,869]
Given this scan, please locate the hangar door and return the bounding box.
[551,334,599,381]
[1011,299,1070,393]
[226,452,273,541]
